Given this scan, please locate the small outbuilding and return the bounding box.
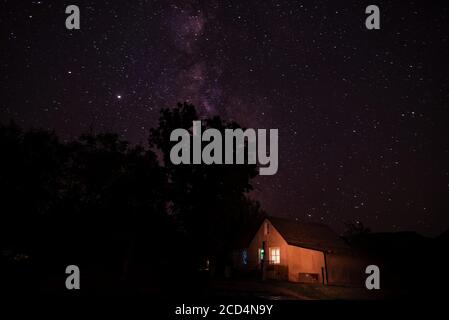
[233,216,366,286]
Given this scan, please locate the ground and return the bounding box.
[210,279,392,300]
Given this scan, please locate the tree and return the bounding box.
[343,221,371,237]
[149,102,264,270]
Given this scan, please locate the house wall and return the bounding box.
[287,245,326,283]
[247,219,289,274]
[326,253,367,286]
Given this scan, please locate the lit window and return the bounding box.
[269,247,280,264]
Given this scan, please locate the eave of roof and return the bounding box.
[266,216,351,253]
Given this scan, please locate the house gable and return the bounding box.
[247,218,289,268]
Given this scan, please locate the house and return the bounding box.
[233,216,366,286]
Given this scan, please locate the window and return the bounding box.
[269,247,280,264]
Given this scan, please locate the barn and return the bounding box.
[234,216,366,286]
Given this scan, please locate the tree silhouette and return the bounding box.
[149,102,264,272]
[1,102,265,292]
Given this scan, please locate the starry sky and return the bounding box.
[1,1,449,235]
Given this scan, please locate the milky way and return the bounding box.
[1,1,449,235]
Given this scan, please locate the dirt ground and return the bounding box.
[210,279,395,300]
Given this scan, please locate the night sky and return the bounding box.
[1,1,449,236]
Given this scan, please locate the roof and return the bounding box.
[267,216,350,253]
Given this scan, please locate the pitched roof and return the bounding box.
[267,216,350,253]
